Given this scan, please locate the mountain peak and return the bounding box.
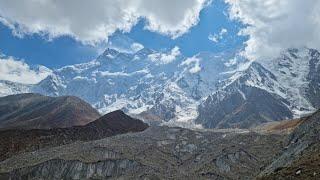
[107,34,144,54]
[102,48,121,58]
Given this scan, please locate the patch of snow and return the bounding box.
[57,60,100,74]
[99,71,129,77]
[237,89,246,100]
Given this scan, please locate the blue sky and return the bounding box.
[0,0,246,68]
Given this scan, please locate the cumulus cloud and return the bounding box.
[148,46,181,64]
[225,0,320,60]
[107,34,144,53]
[131,43,144,52]
[0,56,52,84]
[208,28,227,43]
[0,0,209,44]
[181,56,201,73]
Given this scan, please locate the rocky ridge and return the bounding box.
[0,93,100,129]
[0,110,148,161]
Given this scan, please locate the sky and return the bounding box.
[0,0,245,68]
[0,0,320,69]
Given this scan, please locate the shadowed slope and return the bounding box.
[0,110,149,161]
[0,93,100,129]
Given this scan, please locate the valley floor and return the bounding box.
[0,95,319,179]
[0,125,288,179]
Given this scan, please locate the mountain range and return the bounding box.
[196,48,320,128]
[1,36,320,129]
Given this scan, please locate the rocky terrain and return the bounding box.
[0,110,319,179]
[0,94,318,179]
[258,109,320,179]
[0,93,100,129]
[0,110,148,161]
[0,126,287,179]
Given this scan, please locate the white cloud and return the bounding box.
[148,46,181,64]
[181,56,201,73]
[208,34,218,43]
[131,43,144,52]
[107,34,144,53]
[208,28,228,43]
[0,56,52,84]
[225,0,320,60]
[0,0,210,44]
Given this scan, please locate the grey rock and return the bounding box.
[0,126,286,179]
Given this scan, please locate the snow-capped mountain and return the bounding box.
[258,48,319,115]
[1,35,319,129]
[197,47,320,128]
[0,80,31,97]
[0,60,52,96]
[196,62,293,128]
[31,45,244,127]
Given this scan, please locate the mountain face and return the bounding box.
[196,62,293,128]
[0,80,31,97]
[258,48,320,115]
[0,110,148,161]
[30,47,245,127]
[0,40,320,128]
[197,48,320,128]
[304,49,320,108]
[0,93,100,129]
